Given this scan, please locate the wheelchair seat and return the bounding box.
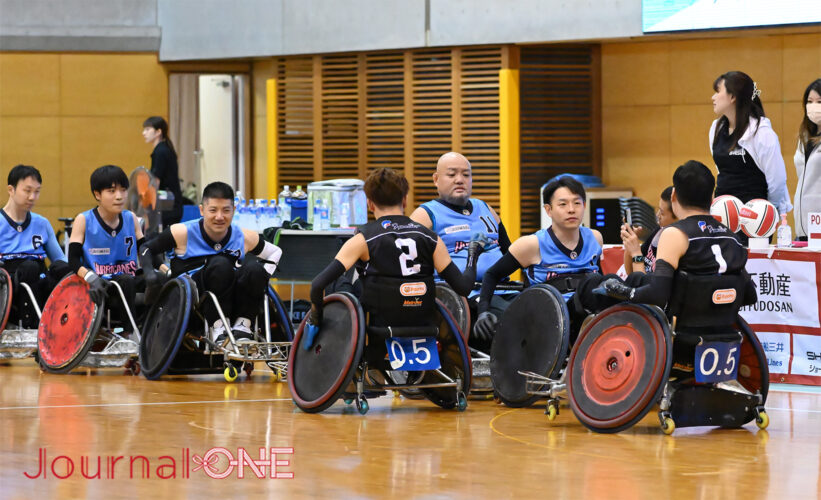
[562,270,768,434]
[288,278,472,415]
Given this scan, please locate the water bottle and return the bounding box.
[319,198,330,230]
[270,198,282,227]
[254,199,267,231]
[313,199,322,230]
[278,185,292,221]
[777,214,791,248]
[234,191,243,209]
[235,203,246,229]
[339,202,350,228]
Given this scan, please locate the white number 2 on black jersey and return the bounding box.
[395,238,421,276]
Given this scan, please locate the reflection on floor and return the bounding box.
[1,361,819,499]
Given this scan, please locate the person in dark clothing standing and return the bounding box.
[142,116,183,228]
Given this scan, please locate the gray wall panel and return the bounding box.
[429,0,642,46]
[280,0,425,55]
[158,0,284,60]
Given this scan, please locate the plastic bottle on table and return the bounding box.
[278,185,292,221]
[319,198,330,230]
[270,198,282,227]
[313,199,322,230]
[777,214,792,248]
[339,202,350,228]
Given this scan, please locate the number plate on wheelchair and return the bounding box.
[695,341,740,383]
[386,337,440,371]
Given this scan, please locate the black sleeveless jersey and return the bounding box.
[669,215,747,275]
[712,124,767,203]
[355,215,438,279]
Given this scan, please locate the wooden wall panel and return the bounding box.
[519,45,599,234]
[271,46,503,214]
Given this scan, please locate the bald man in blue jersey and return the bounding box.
[410,152,514,350]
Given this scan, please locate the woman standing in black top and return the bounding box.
[142,116,183,227]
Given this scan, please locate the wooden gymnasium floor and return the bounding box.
[1,360,820,499]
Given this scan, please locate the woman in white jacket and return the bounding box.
[794,78,821,240]
[709,71,792,230]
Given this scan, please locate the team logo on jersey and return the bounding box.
[402,298,423,307]
[444,224,470,234]
[214,243,222,251]
[381,220,392,229]
[569,251,578,260]
[400,282,427,296]
[89,248,111,256]
[698,221,707,232]
[16,226,22,233]
[712,289,737,304]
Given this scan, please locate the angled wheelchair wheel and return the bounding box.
[267,285,294,341]
[736,315,769,404]
[0,268,11,332]
[567,303,672,433]
[435,283,470,344]
[288,292,364,413]
[139,277,194,380]
[37,275,104,374]
[490,285,570,408]
[418,299,473,409]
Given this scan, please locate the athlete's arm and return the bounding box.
[309,234,368,314]
[43,223,67,263]
[67,213,90,277]
[476,235,538,314]
[243,229,283,275]
[409,206,433,229]
[433,237,480,297]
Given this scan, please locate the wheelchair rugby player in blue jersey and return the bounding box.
[136,181,292,381]
[0,165,70,360]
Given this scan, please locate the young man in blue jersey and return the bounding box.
[410,152,514,350]
[1,165,69,327]
[139,182,282,346]
[475,176,604,343]
[68,165,145,324]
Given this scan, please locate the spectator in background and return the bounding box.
[793,78,821,240]
[709,71,791,243]
[142,116,183,228]
[622,185,676,275]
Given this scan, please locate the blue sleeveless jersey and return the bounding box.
[82,208,138,277]
[0,211,52,262]
[173,219,245,274]
[527,226,601,299]
[421,198,506,295]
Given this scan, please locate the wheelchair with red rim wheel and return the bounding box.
[512,272,769,434]
[139,275,293,382]
[288,277,471,415]
[37,274,142,374]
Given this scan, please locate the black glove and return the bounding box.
[467,232,495,268]
[85,272,110,305]
[473,311,499,341]
[302,306,323,351]
[592,278,635,301]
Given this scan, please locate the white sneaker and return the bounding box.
[210,320,228,351]
[231,317,255,344]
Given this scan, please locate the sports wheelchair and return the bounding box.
[37,274,142,374]
[288,276,472,415]
[493,272,769,434]
[139,275,293,381]
[0,268,43,360]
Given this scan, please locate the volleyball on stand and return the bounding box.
[740,198,778,238]
[710,195,744,232]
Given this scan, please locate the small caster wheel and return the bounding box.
[756,411,769,430]
[356,396,369,415]
[456,392,468,412]
[393,390,401,398]
[244,363,254,378]
[661,417,675,435]
[224,364,238,382]
[546,404,558,421]
[276,369,285,382]
[343,397,353,405]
